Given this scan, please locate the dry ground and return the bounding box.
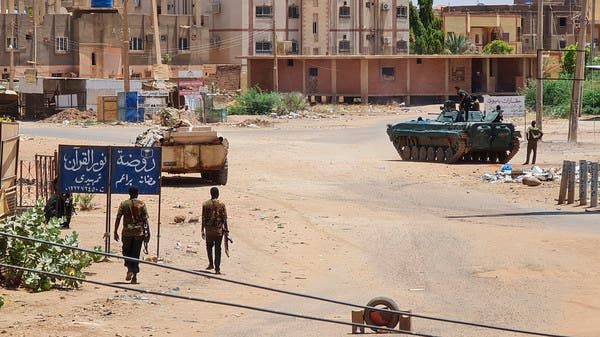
[1,105,600,337]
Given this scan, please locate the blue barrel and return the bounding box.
[91,0,114,8]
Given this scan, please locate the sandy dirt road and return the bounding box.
[1,106,600,337]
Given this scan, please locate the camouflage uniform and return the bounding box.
[525,124,543,165]
[44,192,74,229]
[116,198,148,275]
[202,198,227,273]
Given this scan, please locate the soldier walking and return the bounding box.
[202,187,229,274]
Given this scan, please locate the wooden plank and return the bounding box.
[580,160,588,205]
[558,160,569,204]
[567,161,576,204]
[591,162,599,208]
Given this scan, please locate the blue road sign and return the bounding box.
[111,146,161,195]
[58,145,110,193]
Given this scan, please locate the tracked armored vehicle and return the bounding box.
[386,101,521,164]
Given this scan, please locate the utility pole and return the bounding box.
[151,0,162,66]
[272,0,278,92]
[121,0,130,92]
[33,0,37,68]
[591,0,596,62]
[568,0,589,142]
[536,0,543,130]
[9,14,15,91]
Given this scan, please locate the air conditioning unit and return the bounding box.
[212,1,222,14]
[381,2,391,10]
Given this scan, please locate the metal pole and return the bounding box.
[122,0,131,92]
[536,0,543,130]
[568,0,589,142]
[272,0,278,92]
[591,0,596,62]
[151,0,162,66]
[9,13,15,91]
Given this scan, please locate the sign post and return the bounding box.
[58,145,162,256]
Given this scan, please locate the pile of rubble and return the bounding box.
[481,165,558,186]
[42,108,97,123]
[135,126,170,147]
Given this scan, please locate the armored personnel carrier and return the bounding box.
[386,101,520,164]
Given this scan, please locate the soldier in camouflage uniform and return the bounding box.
[202,187,228,274]
[114,186,148,284]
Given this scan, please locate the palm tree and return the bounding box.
[446,33,470,54]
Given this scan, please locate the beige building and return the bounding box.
[208,0,411,65]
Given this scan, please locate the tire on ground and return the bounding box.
[363,296,400,332]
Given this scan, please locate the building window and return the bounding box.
[308,67,318,76]
[255,41,272,54]
[339,39,350,52]
[382,67,395,79]
[288,5,299,18]
[291,40,299,54]
[287,59,294,67]
[130,37,144,51]
[313,21,318,34]
[55,37,69,52]
[475,34,480,44]
[256,5,272,17]
[558,17,567,34]
[396,6,407,18]
[91,52,96,65]
[502,33,510,42]
[339,2,350,18]
[178,37,189,50]
[6,37,17,49]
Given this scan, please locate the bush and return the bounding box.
[561,44,590,75]
[0,295,4,309]
[0,199,93,291]
[274,92,308,115]
[482,40,514,54]
[76,193,94,211]
[228,87,282,115]
[520,78,572,118]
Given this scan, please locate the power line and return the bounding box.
[0,231,582,337]
[0,262,434,337]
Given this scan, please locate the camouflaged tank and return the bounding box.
[386,101,521,164]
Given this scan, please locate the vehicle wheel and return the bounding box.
[400,146,411,161]
[216,160,228,185]
[410,146,418,161]
[426,147,435,161]
[363,296,400,332]
[418,147,427,161]
[435,147,445,162]
[444,148,454,163]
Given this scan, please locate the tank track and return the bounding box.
[392,137,467,163]
[392,136,520,164]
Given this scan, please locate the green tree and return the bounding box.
[561,43,590,75]
[409,0,445,54]
[446,33,469,54]
[482,40,514,54]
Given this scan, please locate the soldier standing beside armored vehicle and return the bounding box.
[455,86,472,121]
[524,121,543,165]
[202,187,228,274]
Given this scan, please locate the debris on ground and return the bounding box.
[158,107,200,127]
[234,118,274,128]
[481,165,558,184]
[42,108,97,123]
[135,126,170,147]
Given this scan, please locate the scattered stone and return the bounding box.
[188,216,199,223]
[42,108,97,123]
[173,215,186,223]
[522,176,542,186]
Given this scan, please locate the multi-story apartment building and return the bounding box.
[208,0,410,65]
[440,0,585,54]
[0,0,209,79]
